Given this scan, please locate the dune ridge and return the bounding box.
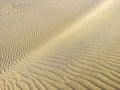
[0,0,120,90]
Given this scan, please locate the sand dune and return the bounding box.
[0,0,120,90]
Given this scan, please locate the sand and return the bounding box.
[0,0,120,90]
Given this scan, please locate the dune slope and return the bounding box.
[0,0,120,90]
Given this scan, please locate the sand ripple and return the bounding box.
[0,0,120,90]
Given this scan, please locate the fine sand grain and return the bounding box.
[0,0,120,90]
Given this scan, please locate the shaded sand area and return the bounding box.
[0,0,120,90]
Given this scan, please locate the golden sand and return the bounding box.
[0,0,120,90]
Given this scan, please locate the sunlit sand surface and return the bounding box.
[0,0,120,90]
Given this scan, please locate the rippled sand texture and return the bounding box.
[0,0,120,90]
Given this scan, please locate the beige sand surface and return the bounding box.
[0,0,120,90]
